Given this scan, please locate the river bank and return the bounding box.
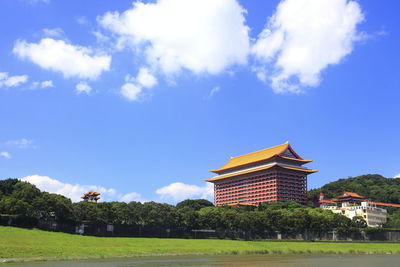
[1,227,400,263]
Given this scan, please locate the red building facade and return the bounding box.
[205,142,318,206]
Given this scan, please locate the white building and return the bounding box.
[322,201,387,227]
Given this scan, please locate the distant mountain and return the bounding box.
[308,174,400,204]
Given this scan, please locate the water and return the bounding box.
[4,254,400,267]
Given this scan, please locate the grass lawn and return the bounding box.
[1,226,400,262]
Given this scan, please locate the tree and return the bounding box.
[258,201,302,211]
[141,202,178,229]
[177,207,199,230]
[10,182,41,202]
[198,206,225,229]
[352,216,368,228]
[0,197,31,215]
[32,192,73,221]
[176,199,214,210]
[72,201,99,223]
[0,179,20,196]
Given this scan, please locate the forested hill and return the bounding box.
[308,174,400,204]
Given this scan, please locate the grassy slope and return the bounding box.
[1,227,400,262]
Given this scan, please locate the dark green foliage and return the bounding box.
[176,199,213,210]
[177,206,199,230]
[0,179,20,196]
[140,202,178,228]
[259,201,302,210]
[351,216,367,228]
[308,174,400,204]
[195,204,357,234]
[385,210,400,228]
[0,178,73,221]
[0,197,32,215]
[32,192,73,221]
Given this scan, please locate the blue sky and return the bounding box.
[0,0,399,203]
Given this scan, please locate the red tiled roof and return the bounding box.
[370,202,400,208]
[336,192,365,199]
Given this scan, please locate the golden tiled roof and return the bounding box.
[206,165,275,182]
[210,142,310,173]
[278,165,318,173]
[278,156,312,163]
[205,163,318,182]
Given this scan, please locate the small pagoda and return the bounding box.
[81,192,101,203]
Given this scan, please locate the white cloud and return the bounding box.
[6,138,35,149]
[135,67,157,88]
[92,31,110,43]
[0,152,11,159]
[252,0,364,93]
[394,174,400,179]
[30,80,53,89]
[209,86,220,97]
[43,28,64,38]
[121,67,157,101]
[98,0,249,76]
[75,81,92,95]
[21,175,120,202]
[13,38,111,80]
[119,192,143,203]
[21,175,144,203]
[156,182,213,202]
[0,72,28,88]
[121,82,142,101]
[41,80,53,88]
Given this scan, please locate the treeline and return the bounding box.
[0,178,369,235]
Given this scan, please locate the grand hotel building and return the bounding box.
[205,142,318,206]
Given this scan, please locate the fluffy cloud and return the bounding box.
[121,83,142,101]
[98,0,249,76]
[20,175,143,203]
[75,81,92,95]
[0,72,28,88]
[156,182,213,202]
[252,0,364,93]
[121,67,157,101]
[0,152,11,159]
[134,67,158,88]
[13,38,111,80]
[395,174,400,179]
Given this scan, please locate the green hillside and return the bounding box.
[308,174,400,204]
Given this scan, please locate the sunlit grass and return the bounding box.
[1,226,400,262]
